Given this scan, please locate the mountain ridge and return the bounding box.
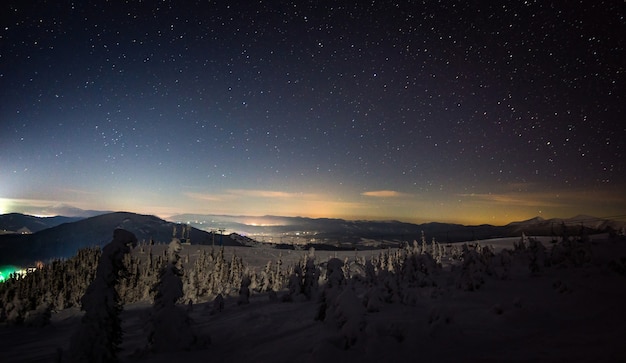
[0,212,245,265]
[2,211,624,266]
[170,213,625,244]
[0,213,83,234]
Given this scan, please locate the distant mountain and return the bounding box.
[3,212,622,266]
[10,204,109,218]
[0,212,245,266]
[171,213,625,246]
[0,213,83,234]
[504,215,625,236]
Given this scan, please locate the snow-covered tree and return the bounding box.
[66,229,136,363]
[284,264,305,302]
[333,287,366,348]
[363,285,384,312]
[24,301,52,327]
[211,293,225,314]
[527,238,548,274]
[303,249,320,300]
[514,232,529,251]
[260,261,274,292]
[238,275,251,305]
[488,248,512,280]
[315,258,346,321]
[325,258,345,289]
[147,238,199,353]
[455,244,489,291]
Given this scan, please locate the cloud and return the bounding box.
[184,192,233,202]
[228,189,300,198]
[459,183,626,209]
[58,188,98,196]
[361,190,408,198]
[225,189,329,200]
[187,189,322,201]
[458,192,567,208]
[0,197,99,217]
[181,188,372,219]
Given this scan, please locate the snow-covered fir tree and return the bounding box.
[303,248,320,300]
[455,243,489,291]
[238,275,251,305]
[147,238,200,353]
[66,229,136,363]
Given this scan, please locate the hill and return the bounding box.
[0,212,244,266]
[0,213,82,234]
[2,211,623,266]
[170,213,503,243]
[504,215,626,237]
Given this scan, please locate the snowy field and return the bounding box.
[1,235,626,362]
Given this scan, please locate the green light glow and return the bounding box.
[0,265,20,282]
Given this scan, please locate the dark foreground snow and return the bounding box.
[1,236,626,362]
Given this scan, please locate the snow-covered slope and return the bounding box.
[1,235,626,362]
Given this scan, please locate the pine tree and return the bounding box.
[285,264,304,302]
[303,251,319,300]
[260,261,273,292]
[334,287,366,348]
[66,229,136,363]
[528,238,547,274]
[148,238,198,353]
[315,258,346,321]
[455,244,488,291]
[211,293,225,314]
[237,275,251,305]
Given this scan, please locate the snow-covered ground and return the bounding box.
[1,235,626,362]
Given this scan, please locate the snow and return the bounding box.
[2,235,626,362]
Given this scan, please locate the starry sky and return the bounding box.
[1,1,625,225]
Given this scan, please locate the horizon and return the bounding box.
[2,185,626,226]
[1,200,624,227]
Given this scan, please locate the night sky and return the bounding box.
[1,1,624,225]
